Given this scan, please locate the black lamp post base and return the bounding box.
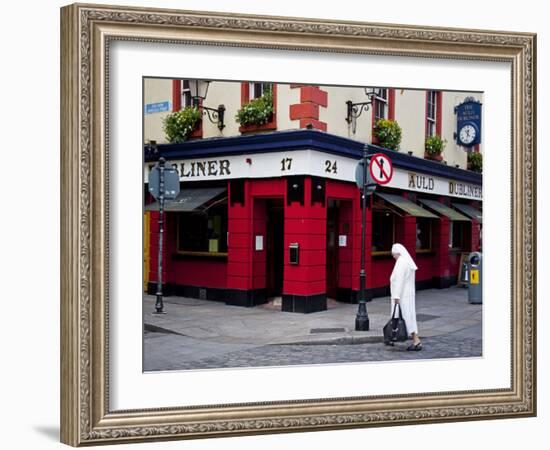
[355,317,370,331]
[153,294,166,314]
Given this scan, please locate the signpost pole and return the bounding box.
[154,157,166,314]
[355,145,370,331]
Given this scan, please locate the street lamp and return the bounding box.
[345,87,384,133]
[354,144,376,331]
[188,79,226,131]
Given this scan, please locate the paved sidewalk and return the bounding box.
[143,287,482,371]
[144,286,481,345]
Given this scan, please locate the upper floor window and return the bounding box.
[426,90,442,137]
[181,80,193,108]
[249,82,273,99]
[373,88,389,121]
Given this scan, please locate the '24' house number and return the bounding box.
[280,158,338,174]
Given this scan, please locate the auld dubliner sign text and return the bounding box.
[144,150,482,200]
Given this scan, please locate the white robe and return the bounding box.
[390,257,418,335]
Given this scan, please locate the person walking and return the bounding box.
[390,243,423,351]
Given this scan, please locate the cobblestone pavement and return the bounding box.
[144,324,482,372]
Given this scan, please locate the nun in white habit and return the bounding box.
[390,243,423,351]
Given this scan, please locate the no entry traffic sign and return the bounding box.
[369,153,393,185]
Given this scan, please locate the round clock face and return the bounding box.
[459,124,477,145]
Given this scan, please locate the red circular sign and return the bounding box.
[369,153,393,185]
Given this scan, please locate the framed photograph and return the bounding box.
[60,3,536,446]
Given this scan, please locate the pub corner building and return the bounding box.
[143,80,483,313]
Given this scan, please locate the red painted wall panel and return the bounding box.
[170,259,228,288]
[371,257,395,288]
[416,254,435,281]
[284,249,326,267]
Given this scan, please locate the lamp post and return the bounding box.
[355,144,371,331]
[188,79,226,131]
[154,156,166,314]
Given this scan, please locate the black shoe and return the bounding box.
[384,340,394,346]
[407,342,423,351]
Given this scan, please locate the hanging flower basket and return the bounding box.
[424,134,447,161]
[373,119,402,150]
[162,107,201,143]
[236,89,274,131]
[467,151,483,173]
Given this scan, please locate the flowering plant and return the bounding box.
[162,107,201,143]
[373,119,402,150]
[467,151,483,173]
[236,89,274,126]
[425,134,447,157]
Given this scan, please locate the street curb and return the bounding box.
[144,323,189,337]
[145,321,386,346]
[270,335,386,346]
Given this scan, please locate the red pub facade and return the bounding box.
[144,129,482,313]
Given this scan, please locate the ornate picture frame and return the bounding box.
[60,3,536,446]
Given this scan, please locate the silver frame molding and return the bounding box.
[60,3,536,446]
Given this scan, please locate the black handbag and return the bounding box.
[383,304,408,345]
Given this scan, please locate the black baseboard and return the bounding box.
[334,278,452,303]
[336,288,373,304]
[226,289,268,307]
[432,276,457,289]
[147,282,175,297]
[282,293,327,313]
[146,282,267,307]
[416,278,435,291]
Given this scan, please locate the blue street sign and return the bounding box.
[144,101,171,115]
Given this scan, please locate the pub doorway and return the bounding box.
[326,199,340,299]
[266,199,284,298]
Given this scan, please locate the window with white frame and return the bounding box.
[181,80,192,108]
[374,88,389,121]
[249,82,272,99]
[426,90,438,137]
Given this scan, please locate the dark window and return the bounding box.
[416,218,432,251]
[230,179,245,206]
[311,177,325,206]
[287,176,305,205]
[372,209,395,253]
[449,221,465,249]
[177,200,228,254]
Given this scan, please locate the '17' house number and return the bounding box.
[280,158,338,173]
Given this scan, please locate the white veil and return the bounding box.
[391,243,418,271]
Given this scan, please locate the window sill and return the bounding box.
[173,251,228,260]
[424,152,443,162]
[372,251,393,259]
[416,249,436,256]
[239,119,277,134]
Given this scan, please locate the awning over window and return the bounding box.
[145,187,227,212]
[418,199,470,221]
[375,193,438,218]
[452,203,483,223]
